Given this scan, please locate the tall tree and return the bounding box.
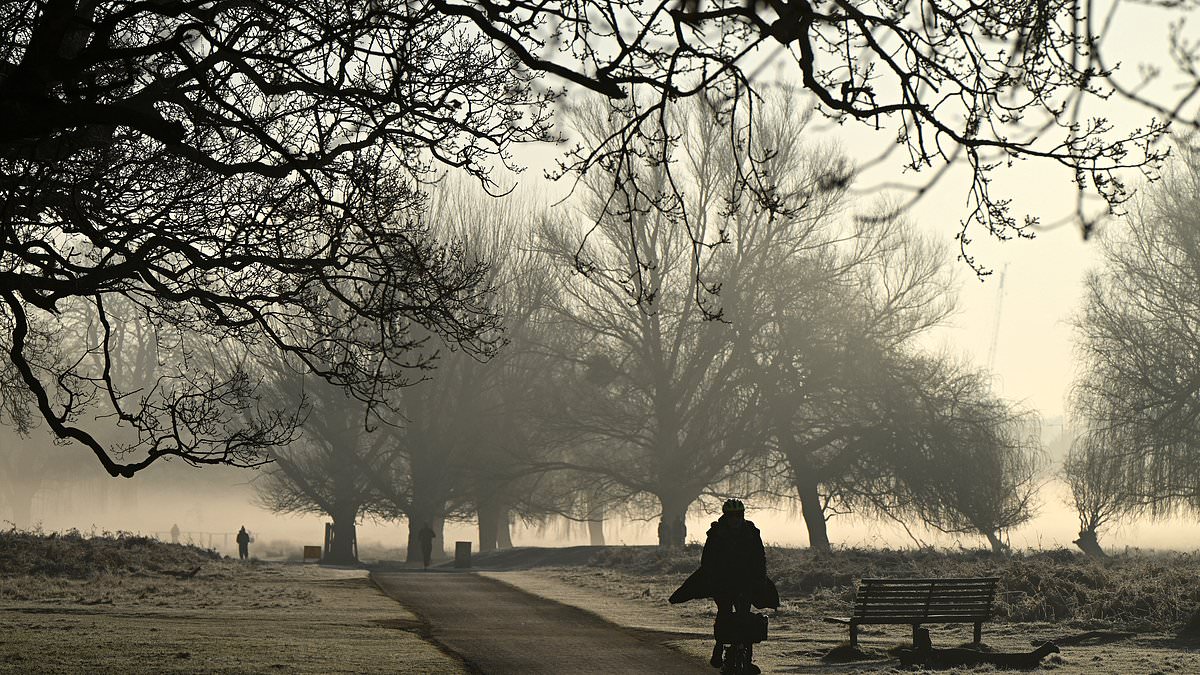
[3,0,1178,478]
[1073,144,1200,518]
[536,96,856,547]
[253,359,387,565]
[438,0,1171,257]
[749,210,955,551]
[363,183,559,560]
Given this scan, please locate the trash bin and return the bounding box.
[454,541,472,568]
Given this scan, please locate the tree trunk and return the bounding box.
[985,529,1008,555]
[658,495,689,548]
[587,517,605,546]
[477,502,499,553]
[795,474,831,553]
[325,512,358,565]
[497,508,513,549]
[585,494,605,546]
[1073,529,1107,558]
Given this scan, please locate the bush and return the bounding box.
[0,527,220,579]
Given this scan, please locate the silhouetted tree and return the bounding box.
[895,359,1044,554]
[3,0,1178,479]
[429,187,561,553]
[358,184,560,560]
[457,0,1171,275]
[1073,144,1200,521]
[0,297,161,523]
[253,359,388,565]
[1063,427,1141,558]
[537,96,861,547]
[749,208,954,552]
[1,1,525,476]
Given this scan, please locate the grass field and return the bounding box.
[7,530,1200,673]
[0,530,464,674]
[511,545,1200,673]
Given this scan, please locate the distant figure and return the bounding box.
[170,523,180,544]
[417,523,436,569]
[236,526,250,560]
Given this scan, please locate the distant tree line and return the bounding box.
[241,98,1046,562]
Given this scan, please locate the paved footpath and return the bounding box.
[372,570,708,674]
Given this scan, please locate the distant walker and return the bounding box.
[236,526,251,561]
[417,523,436,569]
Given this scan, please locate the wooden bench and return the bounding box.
[823,577,999,647]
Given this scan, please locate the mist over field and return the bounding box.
[7,1,1200,672]
[7,457,1199,558]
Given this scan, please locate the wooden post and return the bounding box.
[454,541,472,568]
[849,622,858,647]
[912,624,920,646]
[973,621,982,644]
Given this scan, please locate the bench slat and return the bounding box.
[854,598,993,605]
[854,615,992,625]
[855,604,992,613]
[857,595,995,600]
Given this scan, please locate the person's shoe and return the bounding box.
[709,644,723,668]
[747,663,761,675]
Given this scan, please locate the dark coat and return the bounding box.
[669,515,779,609]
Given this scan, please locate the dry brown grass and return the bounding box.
[0,530,465,674]
[588,545,1200,633]
[505,545,1200,673]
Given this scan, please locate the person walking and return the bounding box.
[236,526,251,561]
[700,499,767,672]
[669,499,775,674]
[417,523,436,569]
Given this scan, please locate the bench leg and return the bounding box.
[973,622,982,644]
[850,622,858,648]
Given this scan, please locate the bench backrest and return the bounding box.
[852,577,999,623]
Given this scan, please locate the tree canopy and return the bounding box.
[1073,144,1200,518]
[3,0,1184,476]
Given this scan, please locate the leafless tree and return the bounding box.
[1062,426,1142,558]
[534,95,859,546]
[895,358,1044,554]
[749,202,955,551]
[4,0,1184,481]
[252,355,390,565]
[464,0,1172,283]
[2,1,526,476]
[352,184,561,559]
[1073,143,1200,523]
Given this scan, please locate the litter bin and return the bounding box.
[454,541,472,568]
